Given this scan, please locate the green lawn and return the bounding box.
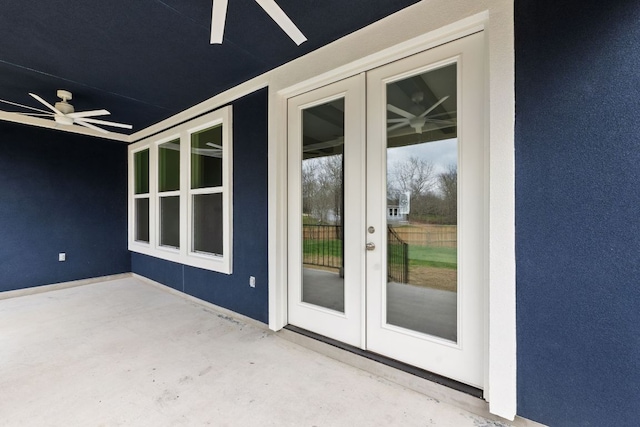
[408,245,457,269]
[303,239,342,257]
[302,240,456,269]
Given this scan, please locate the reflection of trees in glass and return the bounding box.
[388,156,436,199]
[438,165,457,223]
[387,156,457,225]
[302,155,343,225]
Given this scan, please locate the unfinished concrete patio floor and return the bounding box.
[0,276,521,426]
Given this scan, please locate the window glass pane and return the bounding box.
[300,98,345,313]
[135,198,150,243]
[159,140,180,192]
[192,193,223,255]
[191,125,223,189]
[160,196,180,248]
[134,149,149,194]
[385,63,458,342]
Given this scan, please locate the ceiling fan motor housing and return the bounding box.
[54,90,74,115]
[54,101,74,115]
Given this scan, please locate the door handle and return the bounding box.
[366,242,376,251]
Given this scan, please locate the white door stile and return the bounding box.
[365,33,485,387]
[287,74,365,348]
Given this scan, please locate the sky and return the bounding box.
[387,137,457,176]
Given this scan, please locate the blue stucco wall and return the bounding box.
[132,88,269,323]
[516,1,640,425]
[0,123,130,291]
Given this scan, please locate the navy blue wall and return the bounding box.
[132,88,269,323]
[516,1,640,425]
[0,123,130,291]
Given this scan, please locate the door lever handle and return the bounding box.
[366,242,376,251]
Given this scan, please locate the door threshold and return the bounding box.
[284,324,482,398]
[279,325,528,424]
[279,325,543,427]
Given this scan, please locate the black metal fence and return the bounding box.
[387,226,409,283]
[302,224,409,284]
[302,225,343,269]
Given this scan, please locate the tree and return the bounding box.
[302,154,343,224]
[388,156,436,199]
[437,164,457,223]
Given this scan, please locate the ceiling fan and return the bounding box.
[210,0,306,45]
[387,92,455,134]
[0,90,132,134]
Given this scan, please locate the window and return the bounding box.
[133,148,150,243]
[191,125,224,255]
[128,106,233,273]
[158,139,180,249]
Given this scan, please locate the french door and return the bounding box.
[287,33,485,387]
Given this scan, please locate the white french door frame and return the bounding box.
[286,74,367,348]
[267,6,515,420]
[286,32,485,389]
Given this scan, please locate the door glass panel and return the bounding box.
[385,63,458,341]
[301,98,345,312]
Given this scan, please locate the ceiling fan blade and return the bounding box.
[20,113,55,117]
[387,104,415,119]
[424,118,457,126]
[79,117,132,129]
[386,118,407,124]
[255,0,307,45]
[387,122,408,132]
[67,109,111,119]
[206,142,223,149]
[210,0,228,44]
[75,119,109,134]
[0,98,52,114]
[29,93,63,115]
[418,95,450,119]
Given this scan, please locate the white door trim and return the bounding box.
[267,2,515,419]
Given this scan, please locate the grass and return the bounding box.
[409,245,457,269]
[302,239,456,270]
[303,239,342,257]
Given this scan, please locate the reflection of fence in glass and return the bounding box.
[302,224,456,286]
[302,225,343,269]
[391,225,457,248]
[388,226,409,283]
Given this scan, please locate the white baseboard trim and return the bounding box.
[0,273,133,300]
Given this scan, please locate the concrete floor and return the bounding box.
[0,277,516,426]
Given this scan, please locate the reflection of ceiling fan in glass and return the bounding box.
[387,92,455,134]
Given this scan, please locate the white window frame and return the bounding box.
[131,146,151,245]
[128,106,233,274]
[156,136,182,253]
